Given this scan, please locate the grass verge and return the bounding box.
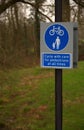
[0,61,84,130]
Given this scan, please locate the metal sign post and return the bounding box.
[55,0,62,130]
[40,1,78,130]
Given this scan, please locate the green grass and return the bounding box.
[63,62,84,130]
[0,61,84,130]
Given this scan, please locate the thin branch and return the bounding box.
[21,0,53,22]
[0,0,20,14]
[38,10,53,22]
[20,0,35,8]
[73,0,84,7]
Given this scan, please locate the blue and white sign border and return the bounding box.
[44,23,70,52]
[40,22,75,69]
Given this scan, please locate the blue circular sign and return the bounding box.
[44,24,69,51]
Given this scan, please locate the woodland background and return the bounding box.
[0,1,84,130]
[0,0,84,68]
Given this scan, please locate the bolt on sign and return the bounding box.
[40,22,78,69]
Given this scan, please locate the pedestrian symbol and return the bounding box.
[45,24,69,51]
[52,36,61,50]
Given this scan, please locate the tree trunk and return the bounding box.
[62,0,70,21]
[34,7,40,57]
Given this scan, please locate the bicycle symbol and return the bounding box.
[49,26,64,36]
